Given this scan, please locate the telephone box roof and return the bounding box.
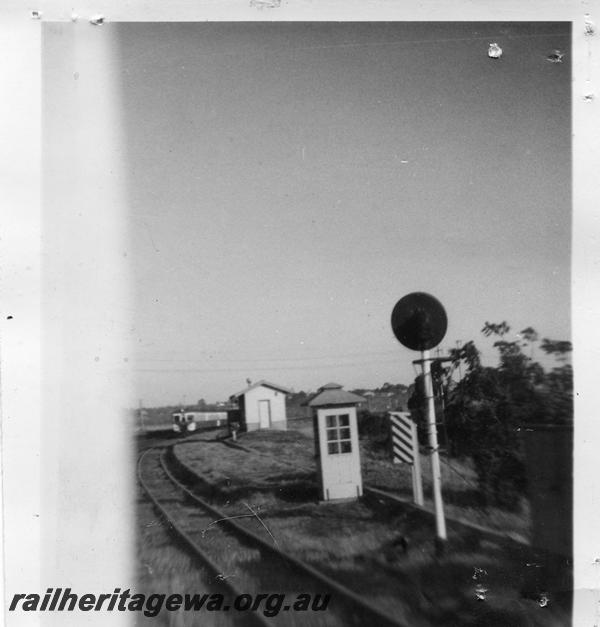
[306,383,365,407]
[320,382,343,389]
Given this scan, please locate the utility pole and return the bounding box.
[456,340,463,381]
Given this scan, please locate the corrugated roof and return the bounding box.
[231,379,292,399]
[306,383,365,407]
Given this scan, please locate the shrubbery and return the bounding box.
[430,322,572,509]
[356,411,391,459]
[351,322,572,511]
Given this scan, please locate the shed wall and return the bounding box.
[243,386,287,430]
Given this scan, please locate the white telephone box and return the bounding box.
[308,383,365,501]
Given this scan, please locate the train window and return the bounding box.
[325,414,352,455]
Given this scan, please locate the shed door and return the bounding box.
[258,400,271,429]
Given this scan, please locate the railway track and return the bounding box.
[137,444,409,627]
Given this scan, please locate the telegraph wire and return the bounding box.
[136,349,401,364]
[134,357,404,373]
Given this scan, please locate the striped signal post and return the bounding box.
[389,411,424,506]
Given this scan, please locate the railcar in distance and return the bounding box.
[172,411,197,435]
[172,410,228,435]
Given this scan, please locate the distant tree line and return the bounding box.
[286,384,410,421]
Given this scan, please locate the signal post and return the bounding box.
[391,292,448,555]
[421,348,447,549]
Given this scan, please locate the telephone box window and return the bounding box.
[325,414,352,455]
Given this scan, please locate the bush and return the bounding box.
[419,323,572,509]
[357,410,390,452]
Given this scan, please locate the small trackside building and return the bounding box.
[230,380,291,432]
[307,382,365,501]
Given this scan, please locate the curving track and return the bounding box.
[137,441,408,627]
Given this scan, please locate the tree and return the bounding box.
[520,326,539,359]
[439,323,572,509]
[540,338,572,362]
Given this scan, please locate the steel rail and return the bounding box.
[162,447,410,627]
[363,486,530,547]
[137,447,271,627]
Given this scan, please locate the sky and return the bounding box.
[114,22,571,406]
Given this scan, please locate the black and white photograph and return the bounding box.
[3,3,600,627]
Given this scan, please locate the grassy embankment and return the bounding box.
[171,424,566,627]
